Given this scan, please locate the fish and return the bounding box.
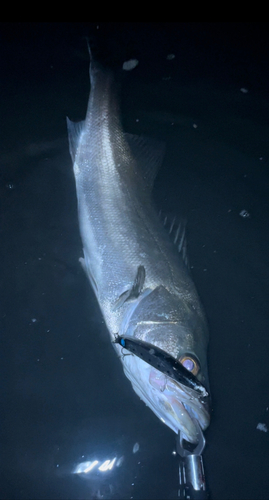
[67,52,211,444]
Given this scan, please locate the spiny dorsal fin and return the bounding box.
[125,134,165,193]
[159,210,189,268]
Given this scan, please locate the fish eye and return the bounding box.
[179,354,200,376]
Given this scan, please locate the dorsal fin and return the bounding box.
[125,134,165,193]
[159,211,189,268]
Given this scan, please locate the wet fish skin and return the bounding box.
[67,54,211,443]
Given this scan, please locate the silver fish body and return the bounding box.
[67,57,211,443]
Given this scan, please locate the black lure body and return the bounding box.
[114,335,208,398]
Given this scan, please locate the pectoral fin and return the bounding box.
[113,265,146,310]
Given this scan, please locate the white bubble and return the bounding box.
[257,422,268,432]
[240,210,250,218]
[133,442,139,453]
[122,59,139,71]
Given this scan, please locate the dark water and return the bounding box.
[1,23,269,499]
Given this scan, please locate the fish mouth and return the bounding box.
[120,352,210,444]
[155,374,210,443]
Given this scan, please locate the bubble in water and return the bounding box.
[240,210,250,218]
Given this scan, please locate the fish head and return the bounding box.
[116,321,211,444]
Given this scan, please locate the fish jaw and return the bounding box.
[117,345,210,443]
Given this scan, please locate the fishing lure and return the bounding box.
[113,335,208,398]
